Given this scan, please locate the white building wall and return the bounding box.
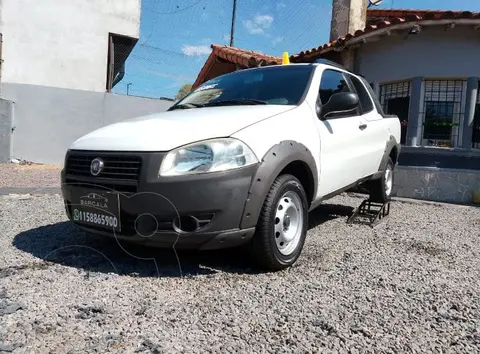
[357,26,480,84]
[355,26,480,150]
[0,0,141,92]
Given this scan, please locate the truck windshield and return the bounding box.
[170,65,314,110]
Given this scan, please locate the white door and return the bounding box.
[314,69,369,197]
[346,73,389,177]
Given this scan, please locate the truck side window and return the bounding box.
[347,74,374,114]
[319,69,352,105]
[358,75,388,117]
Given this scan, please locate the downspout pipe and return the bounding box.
[112,63,125,88]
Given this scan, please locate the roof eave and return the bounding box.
[347,18,480,46]
[294,18,480,62]
[192,44,283,88]
[192,45,217,90]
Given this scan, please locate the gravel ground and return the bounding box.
[1,190,479,353]
[0,164,62,189]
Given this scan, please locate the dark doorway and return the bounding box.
[473,104,480,149]
[385,97,410,145]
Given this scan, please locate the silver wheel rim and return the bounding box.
[274,191,304,256]
[385,165,393,196]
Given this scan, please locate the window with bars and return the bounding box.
[379,81,411,145]
[106,33,138,92]
[420,80,465,148]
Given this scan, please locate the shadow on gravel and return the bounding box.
[308,203,354,229]
[12,203,353,278]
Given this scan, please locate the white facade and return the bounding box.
[0,0,141,92]
[355,26,480,150]
[0,0,174,165]
[358,27,480,84]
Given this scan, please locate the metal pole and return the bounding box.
[230,0,237,46]
[127,83,132,95]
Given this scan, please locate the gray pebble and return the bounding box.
[0,188,479,353]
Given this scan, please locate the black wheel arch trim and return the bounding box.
[372,135,400,179]
[239,140,318,230]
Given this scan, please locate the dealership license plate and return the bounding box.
[70,189,121,232]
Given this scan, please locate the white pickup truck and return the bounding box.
[60,60,401,271]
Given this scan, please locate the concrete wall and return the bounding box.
[393,166,480,204]
[357,26,480,83]
[4,83,173,164]
[0,0,140,92]
[0,99,14,162]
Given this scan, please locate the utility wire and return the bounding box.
[151,0,205,15]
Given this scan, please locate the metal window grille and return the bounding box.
[472,84,480,149]
[106,33,137,93]
[379,81,411,111]
[379,81,411,145]
[420,80,465,148]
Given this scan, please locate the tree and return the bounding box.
[175,83,193,101]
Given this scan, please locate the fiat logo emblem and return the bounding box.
[90,157,104,176]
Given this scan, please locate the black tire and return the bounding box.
[251,174,309,271]
[368,157,394,203]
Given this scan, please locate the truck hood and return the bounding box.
[69,105,295,151]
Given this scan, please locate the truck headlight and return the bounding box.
[159,138,258,176]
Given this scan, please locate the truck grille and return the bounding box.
[65,153,142,181]
[65,151,143,193]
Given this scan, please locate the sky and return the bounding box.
[112,0,480,99]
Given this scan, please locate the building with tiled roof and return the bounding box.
[193,6,480,151]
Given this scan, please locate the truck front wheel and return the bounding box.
[251,174,309,271]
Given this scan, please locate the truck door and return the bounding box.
[314,68,368,197]
[345,73,387,177]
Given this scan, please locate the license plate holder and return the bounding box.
[69,188,121,232]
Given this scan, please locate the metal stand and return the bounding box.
[347,198,391,227]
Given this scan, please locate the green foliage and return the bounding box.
[175,84,193,101]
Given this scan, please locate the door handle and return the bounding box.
[359,123,367,130]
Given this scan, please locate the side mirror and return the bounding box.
[321,92,359,119]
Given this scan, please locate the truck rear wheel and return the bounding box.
[251,174,309,271]
[368,157,394,203]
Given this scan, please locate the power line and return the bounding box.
[143,0,161,45]
[151,0,205,15]
[136,44,187,57]
[120,0,334,99]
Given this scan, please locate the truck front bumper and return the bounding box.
[60,150,259,250]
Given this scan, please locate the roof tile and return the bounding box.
[290,8,480,61]
[211,44,282,67]
[191,44,283,89]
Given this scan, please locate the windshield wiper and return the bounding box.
[203,98,268,107]
[167,103,205,111]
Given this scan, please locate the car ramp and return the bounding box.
[346,198,391,227]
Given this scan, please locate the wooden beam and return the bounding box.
[215,57,229,64]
